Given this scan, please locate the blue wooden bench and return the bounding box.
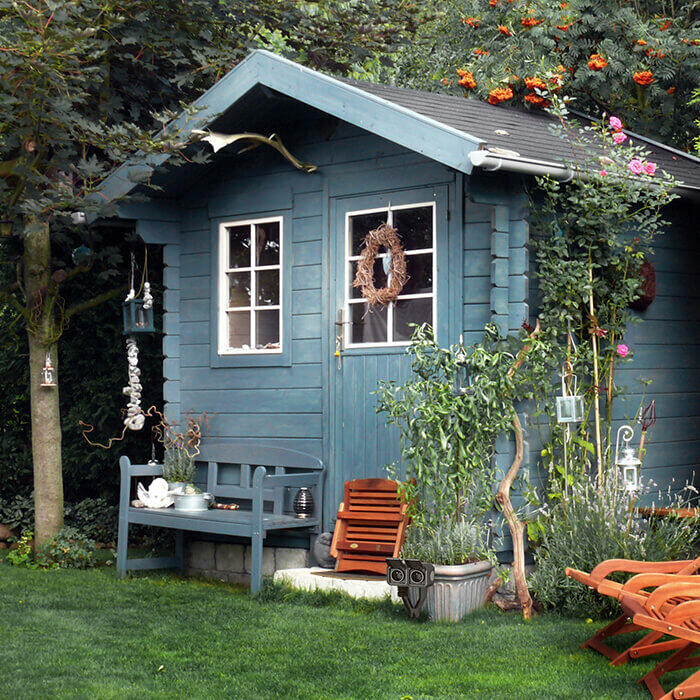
[117,442,324,594]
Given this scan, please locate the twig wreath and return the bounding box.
[352,223,408,306]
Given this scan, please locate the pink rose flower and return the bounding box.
[628,158,644,175]
[644,161,657,176]
[612,131,627,144]
[600,169,607,177]
[609,116,623,130]
[616,343,629,358]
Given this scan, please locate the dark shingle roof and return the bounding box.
[341,78,700,191]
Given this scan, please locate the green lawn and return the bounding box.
[0,557,672,699]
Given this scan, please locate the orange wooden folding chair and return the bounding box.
[619,581,700,700]
[566,557,700,665]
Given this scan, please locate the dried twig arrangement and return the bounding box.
[352,223,408,306]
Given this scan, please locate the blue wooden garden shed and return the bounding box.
[103,50,700,567]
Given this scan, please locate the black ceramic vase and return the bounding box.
[293,487,314,518]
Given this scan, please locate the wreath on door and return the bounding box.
[352,223,408,306]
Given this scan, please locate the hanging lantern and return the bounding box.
[0,220,12,238]
[40,354,57,388]
[122,298,154,335]
[615,425,642,491]
[556,366,584,423]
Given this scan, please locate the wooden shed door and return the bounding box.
[328,186,450,515]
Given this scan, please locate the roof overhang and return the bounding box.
[94,50,485,213]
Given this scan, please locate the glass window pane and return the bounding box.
[393,298,433,342]
[350,211,388,256]
[256,221,280,266]
[228,311,251,349]
[228,225,251,269]
[256,270,279,306]
[228,271,250,307]
[349,257,388,299]
[256,309,280,348]
[393,206,433,251]
[402,253,433,295]
[350,302,388,344]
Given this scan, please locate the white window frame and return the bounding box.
[218,215,283,355]
[344,202,436,349]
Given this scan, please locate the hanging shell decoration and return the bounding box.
[123,337,145,431]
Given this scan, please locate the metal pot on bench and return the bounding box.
[173,492,212,512]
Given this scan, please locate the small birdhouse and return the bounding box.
[122,298,154,335]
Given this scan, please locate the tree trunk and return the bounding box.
[495,411,533,620]
[23,217,63,547]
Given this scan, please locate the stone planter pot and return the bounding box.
[425,560,493,622]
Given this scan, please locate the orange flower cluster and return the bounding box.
[474,48,489,56]
[682,39,700,46]
[587,53,608,70]
[559,2,568,7]
[521,17,543,28]
[456,69,477,89]
[488,87,514,105]
[556,24,570,31]
[524,93,549,107]
[524,76,547,90]
[659,20,671,31]
[633,70,654,85]
[498,25,511,36]
[636,39,647,46]
[667,86,676,94]
[646,49,666,58]
[462,17,481,27]
[489,0,498,6]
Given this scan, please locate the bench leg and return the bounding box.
[175,531,184,574]
[117,514,129,579]
[251,536,263,596]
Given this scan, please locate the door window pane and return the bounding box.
[228,311,251,349]
[350,211,388,256]
[393,206,433,250]
[256,309,280,348]
[402,254,433,295]
[394,298,432,341]
[228,226,251,268]
[256,221,280,266]
[350,303,388,344]
[228,271,251,307]
[256,270,279,305]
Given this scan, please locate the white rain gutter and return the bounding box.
[469,149,700,201]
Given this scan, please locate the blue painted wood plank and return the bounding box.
[163,335,180,359]
[292,216,323,243]
[293,191,323,218]
[292,241,320,267]
[292,314,322,340]
[208,185,293,219]
[180,321,209,345]
[163,358,180,380]
[180,299,209,322]
[163,267,180,290]
[182,366,322,391]
[163,245,180,268]
[162,313,180,336]
[180,231,210,255]
[181,344,209,368]
[163,380,181,404]
[292,289,321,315]
[179,276,210,301]
[180,253,210,278]
[205,413,322,439]
[464,250,490,276]
[292,264,322,291]
[180,388,322,413]
[292,339,322,364]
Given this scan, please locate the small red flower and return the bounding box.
[462,17,482,27]
[659,20,671,31]
[498,25,511,36]
[474,48,489,56]
[636,39,647,45]
[667,86,676,94]
[521,16,543,28]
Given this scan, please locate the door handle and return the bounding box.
[334,308,350,369]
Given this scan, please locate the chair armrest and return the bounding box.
[646,581,700,611]
[588,558,692,583]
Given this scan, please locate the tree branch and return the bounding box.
[65,283,127,319]
[0,281,28,319]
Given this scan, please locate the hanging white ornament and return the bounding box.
[123,336,145,431]
[142,281,153,310]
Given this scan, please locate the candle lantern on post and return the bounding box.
[615,425,642,492]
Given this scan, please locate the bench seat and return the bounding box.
[117,441,324,594]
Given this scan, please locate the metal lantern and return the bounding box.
[293,487,314,519]
[386,558,435,618]
[40,354,56,388]
[556,369,584,424]
[122,298,154,335]
[616,424,642,492]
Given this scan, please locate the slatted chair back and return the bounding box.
[330,478,409,576]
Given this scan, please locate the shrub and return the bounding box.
[530,477,698,618]
[6,531,37,568]
[64,497,118,544]
[35,526,98,569]
[0,494,34,534]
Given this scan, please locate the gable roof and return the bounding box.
[98,50,699,207]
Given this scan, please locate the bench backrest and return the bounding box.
[195,441,323,515]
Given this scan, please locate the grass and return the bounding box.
[0,555,676,699]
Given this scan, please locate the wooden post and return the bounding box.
[588,265,604,486]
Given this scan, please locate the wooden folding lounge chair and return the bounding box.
[565,557,700,665]
[619,581,700,699]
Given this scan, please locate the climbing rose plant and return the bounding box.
[397,0,700,150]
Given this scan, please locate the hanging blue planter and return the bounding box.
[122,298,154,335]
